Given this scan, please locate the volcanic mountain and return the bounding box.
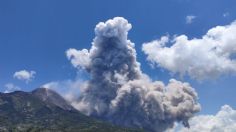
[0,88,143,132]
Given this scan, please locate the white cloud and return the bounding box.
[142,20,236,80]
[174,105,236,132]
[13,70,36,83]
[4,83,21,93]
[186,15,196,24]
[223,12,230,17]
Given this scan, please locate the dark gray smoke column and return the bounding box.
[66,17,201,132]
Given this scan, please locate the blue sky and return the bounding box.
[0,0,236,115]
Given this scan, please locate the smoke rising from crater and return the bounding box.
[66,17,200,132]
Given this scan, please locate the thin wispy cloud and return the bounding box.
[223,12,230,17]
[186,15,196,24]
[4,83,21,93]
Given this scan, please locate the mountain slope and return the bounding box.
[32,88,75,111]
[0,88,144,132]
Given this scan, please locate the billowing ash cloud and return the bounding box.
[66,17,200,132]
[173,105,236,132]
[142,21,236,80]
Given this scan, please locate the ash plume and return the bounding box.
[66,17,200,132]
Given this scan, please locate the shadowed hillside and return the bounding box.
[0,88,144,132]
